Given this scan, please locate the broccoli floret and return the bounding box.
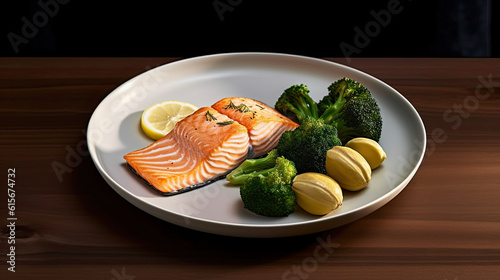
[335,95,382,143]
[240,175,296,217]
[274,84,319,123]
[236,154,298,217]
[318,77,382,143]
[276,117,342,174]
[226,149,279,185]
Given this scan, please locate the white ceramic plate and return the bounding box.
[87,53,426,238]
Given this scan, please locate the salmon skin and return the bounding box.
[124,107,250,195]
[211,97,299,157]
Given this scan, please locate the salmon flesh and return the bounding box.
[211,97,299,157]
[124,98,298,195]
[124,107,250,195]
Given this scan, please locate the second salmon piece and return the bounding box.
[212,97,299,157]
[124,107,250,195]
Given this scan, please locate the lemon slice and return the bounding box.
[141,100,198,140]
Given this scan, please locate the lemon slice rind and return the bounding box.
[140,101,198,140]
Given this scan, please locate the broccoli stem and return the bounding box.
[330,118,365,144]
[289,106,308,124]
[288,94,319,122]
[319,95,346,125]
[298,94,319,120]
[226,150,278,185]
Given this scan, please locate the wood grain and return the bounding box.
[1,58,499,280]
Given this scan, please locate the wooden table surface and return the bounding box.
[1,57,499,280]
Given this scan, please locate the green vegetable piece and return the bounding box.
[226,149,279,185]
[240,174,296,217]
[227,149,298,217]
[318,77,382,143]
[274,84,319,123]
[277,117,342,174]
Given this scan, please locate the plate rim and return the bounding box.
[87,52,427,237]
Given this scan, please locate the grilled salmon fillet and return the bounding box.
[212,97,299,157]
[124,107,250,195]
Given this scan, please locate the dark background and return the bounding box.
[1,0,497,58]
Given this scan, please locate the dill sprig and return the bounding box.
[223,100,238,110]
[217,120,234,126]
[223,100,258,118]
[224,100,254,113]
[205,110,217,121]
[236,103,251,113]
